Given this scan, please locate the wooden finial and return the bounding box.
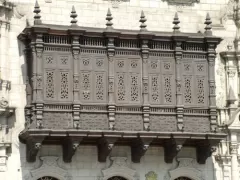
[140,10,147,32]
[204,13,212,36]
[70,5,78,26]
[106,8,113,30]
[173,12,180,32]
[33,0,41,25]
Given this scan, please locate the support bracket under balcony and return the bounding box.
[131,137,153,163]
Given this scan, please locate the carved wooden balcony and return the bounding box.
[18,5,226,164]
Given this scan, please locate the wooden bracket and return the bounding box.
[164,138,185,163]
[62,137,82,163]
[196,140,214,164]
[98,137,117,162]
[26,137,45,162]
[131,138,152,163]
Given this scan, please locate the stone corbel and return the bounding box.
[196,140,216,164]
[62,137,82,163]
[98,137,117,162]
[131,138,152,163]
[164,138,185,163]
[26,137,45,162]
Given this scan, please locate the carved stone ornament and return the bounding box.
[23,156,72,180]
[101,157,137,180]
[0,97,8,108]
[164,158,205,180]
[62,137,82,163]
[145,171,157,180]
[103,0,130,8]
[163,0,200,6]
[98,137,117,162]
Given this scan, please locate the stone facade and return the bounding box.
[0,0,240,180]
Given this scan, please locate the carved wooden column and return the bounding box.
[33,2,47,129]
[69,7,83,129]
[107,37,116,130]
[72,35,81,128]
[172,13,185,131]
[139,11,152,130]
[104,9,119,130]
[204,14,221,132]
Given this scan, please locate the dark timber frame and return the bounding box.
[18,2,226,164]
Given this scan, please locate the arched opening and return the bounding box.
[174,177,192,180]
[37,177,59,180]
[108,176,128,180]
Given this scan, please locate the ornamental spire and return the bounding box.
[204,13,212,36]
[140,10,147,32]
[33,0,41,25]
[70,5,78,26]
[173,12,180,32]
[106,8,113,30]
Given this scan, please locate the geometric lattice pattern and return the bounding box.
[37,177,59,180]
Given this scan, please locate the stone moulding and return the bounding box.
[24,156,71,180]
[165,158,205,180]
[101,156,136,180]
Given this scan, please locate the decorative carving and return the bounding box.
[108,77,114,92]
[130,75,139,102]
[82,58,90,66]
[145,171,157,180]
[131,138,152,163]
[164,158,205,180]
[62,137,82,163]
[60,56,68,65]
[163,138,185,163]
[60,72,69,99]
[102,156,136,180]
[96,74,104,100]
[81,73,91,100]
[98,137,117,162]
[45,56,54,64]
[96,58,104,67]
[184,77,192,104]
[164,76,172,103]
[25,156,72,180]
[26,138,44,162]
[151,61,158,69]
[117,74,126,101]
[197,78,204,104]
[0,97,8,108]
[117,60,124,68]
[45,71,55,99]
[151,76,159,102]
[196,141,212,164]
